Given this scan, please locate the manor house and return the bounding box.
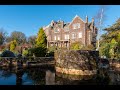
[43,15,97,48]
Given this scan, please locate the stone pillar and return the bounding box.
[57,42,58,47]
[61,41,62,48]
[68,39,70,50]
[58,41,59,47]
[47,41,49,48]
[54,42,55,46]
[66,42,67,48]
[63,42,64,48]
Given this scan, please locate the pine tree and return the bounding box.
[100,18,120,59]
[10,40,17,52]
[36,28,47,48]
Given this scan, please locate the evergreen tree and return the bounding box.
[100,18,120,59]
[70,41,83,50]
[36,28,47,48]
[29,27,47,57]
[10,40,17,52]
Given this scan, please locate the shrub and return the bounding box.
[70,41,83,50]
[29,46,47,57]
[22,49,29,57]
[10,40,17,52]
[81,44,95,50]
[1,50,15,57]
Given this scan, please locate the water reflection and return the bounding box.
[0,65,120,85]
[16,69,24,85]
[46,70,55,85]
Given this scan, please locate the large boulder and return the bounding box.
[55,50,99,75]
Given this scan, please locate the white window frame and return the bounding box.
[77,23,80,28]
[72,33,76,39]
[58,36,60,40]
[65,34,69,40]
[79,32,82,38]
[54,36,56,40]
[73,23,80,29]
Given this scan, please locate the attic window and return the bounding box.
[73,23,80,29]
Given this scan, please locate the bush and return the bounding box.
[22,49,29,57]
[70,41,83,50]
[10,40,17,52]
[1,50,15,57]
[29,46,47,57]
[81,44,95,50]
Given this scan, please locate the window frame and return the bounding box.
[72,23,80,29]
[78,32,82,38]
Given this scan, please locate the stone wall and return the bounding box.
[55,50,99,75]
[109,59,120,71]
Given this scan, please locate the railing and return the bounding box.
[0,56,55,67]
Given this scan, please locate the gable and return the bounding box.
[69,15,85,27]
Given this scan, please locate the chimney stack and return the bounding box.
[92,18,94,24]
[86,15,88,23]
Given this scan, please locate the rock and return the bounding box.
[55,50,99,75]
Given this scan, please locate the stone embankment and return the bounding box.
[55,50,99,75]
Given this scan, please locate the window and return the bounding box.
[64,27,69,32]
[54,28,60,33]
[72,33,76,39]
[58,36,60,40]
[65,34,69,40]
[54,36,56,40]
[79,32,82,38]
[73,23,80,29]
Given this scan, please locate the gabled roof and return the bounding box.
[68,15,85,27]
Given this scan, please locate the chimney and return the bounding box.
[51,20,54,26]
[92,18,94,25]
[92,18,94,32]
[86,15,88,23]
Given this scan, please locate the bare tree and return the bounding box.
[8,31,26,45]
[94,5,108,50]
[0,28,7,45]
[27,35,36,45]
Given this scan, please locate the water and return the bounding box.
[0,65,119,85]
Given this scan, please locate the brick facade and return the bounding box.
[43,15,97,49]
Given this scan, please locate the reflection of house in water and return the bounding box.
[16,69,24,85]
[46,70,55,85]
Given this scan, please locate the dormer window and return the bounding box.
[73,23,80,29]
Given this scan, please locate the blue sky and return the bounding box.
[0,5,119,38]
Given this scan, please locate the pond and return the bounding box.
[0,65,120,85]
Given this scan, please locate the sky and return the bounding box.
[0,5,120,38]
